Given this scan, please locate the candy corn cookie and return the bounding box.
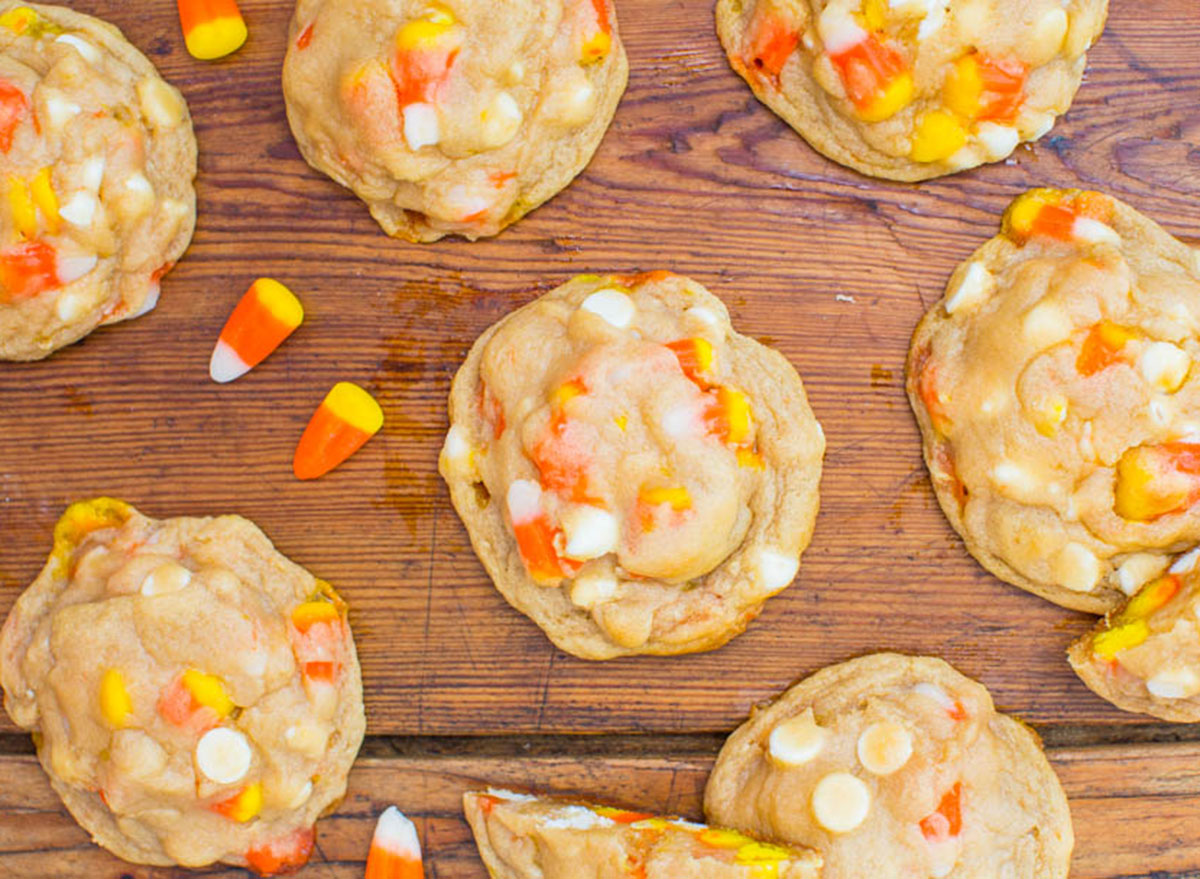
[0,499,365,873]
[705,654,1073,879]
[1069,550,1200,721]
[908,189,1200,613]
[282,0,627,242]
[439,272,825,659]
[463,789,823,879]
[715,0,1107,181]
[0,3,196,360]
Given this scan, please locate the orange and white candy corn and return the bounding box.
[294,382,384,480]
[210,278,304,383]
[365,806,425,879]
[177,0,248,61]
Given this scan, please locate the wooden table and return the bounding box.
[2,0,1199,875]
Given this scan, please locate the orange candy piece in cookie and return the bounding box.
[666,338,716,386]
[365,806,426,879]
[1003,189,1115,244]
[391,5,460,106]
[1114,442,1200,522]
[0,79,27,153]
[245,827,316,877]
[944,52,1027,124]
[210,278,304,383]
[576,0,613,64]
[743,2,801,80]
[507,480,579,583]
[0,239,59,302]
[293,382,384,480]
[919,782,963,843]
[829,33,912,122]
[1076,321,1136,377]
[211,782,263,823]
[705,386,753,447]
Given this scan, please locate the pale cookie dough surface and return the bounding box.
[716,0,1107,181]
[0,499,365,872]
[439,272,825,659]
[464,789,822,879]
[1069,550,1200,722]
[282,0,627,242]
[908,189,1200,613]
[0,2,196,361]
[704,653,1073,879]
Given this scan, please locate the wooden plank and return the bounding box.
[1,743,1199,877]
[2,0,1200,737]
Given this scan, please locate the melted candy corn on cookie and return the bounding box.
[0,3,196,360]
[1069,551,1200,721]
[439,272,825,659]
[0,499,365,873]
[715,0,1107,181]
[908,189,1200,613]
[463,789,822,879]
[705,654,1073,879]
[282,0,627,242]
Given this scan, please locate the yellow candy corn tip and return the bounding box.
[226,782,264,822]
[31,167,59,234]
[323,382,384,434]
[253,278,304,326]
[99,669,133,728]
[184,16,248,61]
[0,8,38,34]
[182,669,234,716]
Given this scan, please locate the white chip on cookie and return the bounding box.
[195,728,253,785]
[768,708,826,767]
[811,772,871,834]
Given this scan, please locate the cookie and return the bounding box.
[908,189,1200,613]
[0,3,196,361]
[0,499,365,873]
[704,653,1073,879]
[439,272,825,659]
[1069,550,1200,721]
[715,0,1107,181]
[463,788,823,879]
[282,0,627,242]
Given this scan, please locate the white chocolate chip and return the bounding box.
[140,562,192,596]
[59,192,98,227]
[1073,216,1121,246]
[915,0,948,38]
[569,572,617,609]
[444,182,494,221]
[506,479,543,526]
[768,708,825,767]
[137,77,185,129]
[1025,6,1069,66]
[686,306,719,326]
[1149,395,1174,429]
[989,460,1039,495]
[1053,542,1102,593]
[913,682,958,715]
[42,94,81,131]
[560,505,619,560]
[1171,548,1200,575]
[195,728,252,785]
[1146,667,1200,700]
[545,68,595,126]
[504,60,526,84]
[974,122,1020,161]
[56,34,101,63]
[1020,110,1056,141]
[1022,301,1073,349]
[580,288,635,329]
[79,158,105,193]
[1117,554,1169,596]
[55,291,88,321]
[1139,341,1190,393]
[817,6,867,53]
[403,102,440,150]
[58,252,97,284]
[479,91,523,150]
[756,548,800,590]
[811,772,871,834]
[303,676,338,719]
[660,401,701,438]
[944,261,995,316]
[856,721,913,776]
[284,722,329,759]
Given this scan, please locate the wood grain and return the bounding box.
[1,0,1200,743]
[3,743,1200,878]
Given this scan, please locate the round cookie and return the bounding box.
[282,0,627,242]
[0,3,196,361]
[704,653,1073,879]
[439,272,825,659]
[715,0,1107,181]
[0,499,365,873]
[908,189,1200,613]
[1069,549,1200,722]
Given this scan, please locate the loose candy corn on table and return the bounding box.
[2,0,1200,875]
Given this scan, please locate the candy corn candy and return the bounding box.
[99,669,133,729]
[177,0,248,61]
[210,278,304,383]
[211,781,263,823]
[293,382,384,480]
[365,806,425,879]
[246,827,316,877]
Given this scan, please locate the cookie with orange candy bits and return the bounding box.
[705,654,1073,879]
[282,0,627,242]
[463,789,822,879]
[908,189,1200,613]
[439,272,825,659]
[0,499,365,873]
[715,0,1107,181]
[1069,551,1200,722]
[0,3,196,360]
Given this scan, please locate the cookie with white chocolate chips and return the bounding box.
[439,272,825,659]
[282,0,627,242]
[0,3,196,360]
[704,654,1073,879]
[715,0,1107,181]
[909,189,1200,613]
[1069,549,1200,721]
[0,499,365,874]
[463,789,823,879]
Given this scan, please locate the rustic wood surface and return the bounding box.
[2,0,1200,874]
